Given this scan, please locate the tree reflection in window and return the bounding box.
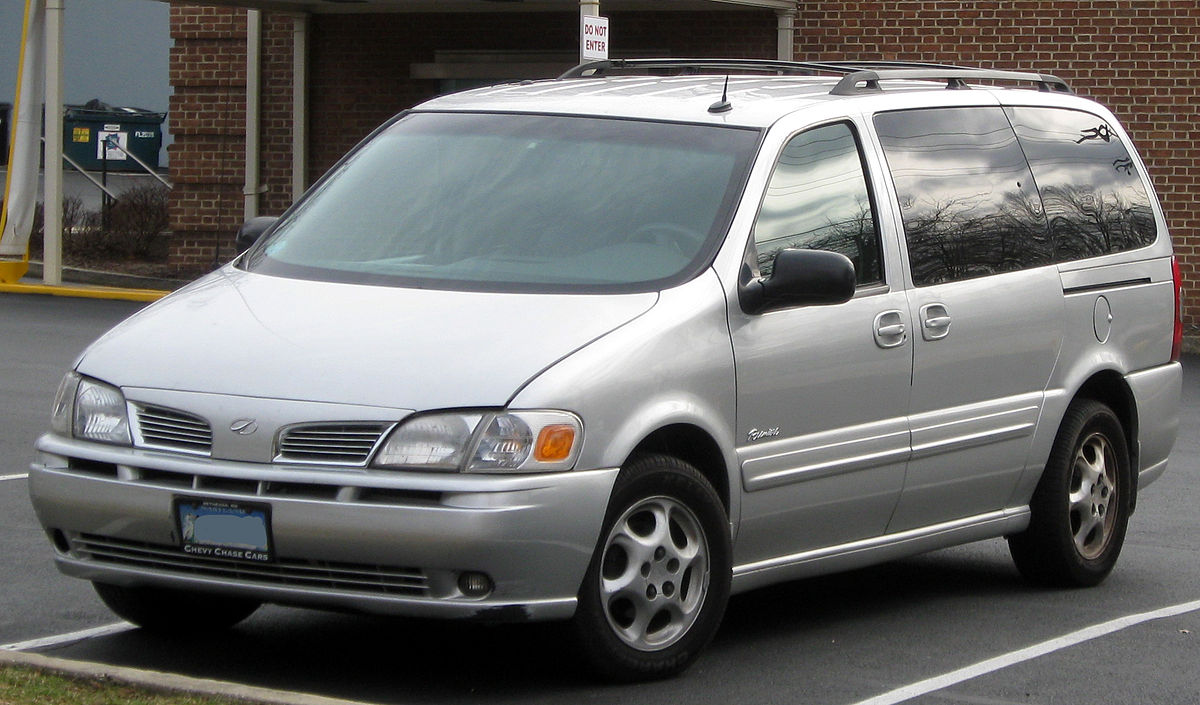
[752,122,882,283]
[875,107,1052,287]
[1005,107,1156,261]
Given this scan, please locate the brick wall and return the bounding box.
[168,5,296,266]
[794,0,1200,339]
[168,4,246,267]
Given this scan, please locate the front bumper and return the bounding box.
[29,433,618,621]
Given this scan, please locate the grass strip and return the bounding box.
[0,664,248,705]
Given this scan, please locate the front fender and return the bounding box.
[510,270,741,528]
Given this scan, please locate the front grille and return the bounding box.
[277,423,388,465]
[73,533,429,597]
[56,462,444,507]
[133,404,212,456]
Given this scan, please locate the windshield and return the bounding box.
[242,112,759,292]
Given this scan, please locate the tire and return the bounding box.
[571,454,731,681]
[93,582,261,632]
[1008,399,1131,587]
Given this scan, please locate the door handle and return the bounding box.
[919,303,951,341]
[873,310,907,349]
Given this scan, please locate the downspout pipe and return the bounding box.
[243,9,262,223]
[776,7,797,62]
[292,13,308,202]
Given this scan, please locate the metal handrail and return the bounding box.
[41,136,118,200]
[100,134,173,189]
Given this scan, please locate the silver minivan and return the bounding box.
[29,60,1183,680]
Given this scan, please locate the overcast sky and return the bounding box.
[1,0,170,113]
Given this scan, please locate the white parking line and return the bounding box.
[0,622,134,652]
[0,473,29,482]
[851,598,1200,705]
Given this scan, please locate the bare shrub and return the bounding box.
[105,184,169,259]
[61,195,87,233]
[28,201,44,255]
[60,196,102,255]
[21,185,168,263]
[29,197,102,258]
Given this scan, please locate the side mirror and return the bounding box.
[739,248,857,314]
[235,216,279,253]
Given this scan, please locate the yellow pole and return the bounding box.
[0,0,38,283]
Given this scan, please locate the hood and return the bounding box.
[77,267,658,410]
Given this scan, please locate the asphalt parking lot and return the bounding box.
[2,292,1197,704]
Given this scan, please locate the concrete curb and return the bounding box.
[0,649,377,705]
[24,261,193,292]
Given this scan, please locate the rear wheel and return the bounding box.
[572,454,730,681]
[93,582,261,632]
[1008,399,1131,587]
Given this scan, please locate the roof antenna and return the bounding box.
[708,76,732,113]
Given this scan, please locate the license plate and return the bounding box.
[174,497,273,563]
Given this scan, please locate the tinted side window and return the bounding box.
[1006,107,1157,260]
[752,122,882,284]
[875,107,1052,286]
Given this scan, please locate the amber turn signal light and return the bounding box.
[534,425,576,462]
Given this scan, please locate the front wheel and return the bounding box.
[1008,399,1131,587]
[93,582,261,632]
[571,454,731,681]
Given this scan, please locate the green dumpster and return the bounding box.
[63,100,166,173]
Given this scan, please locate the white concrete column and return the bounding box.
[291,13,309,201]
[776,8,797,62]
[580,0,600,64]
[243,9,262,222]
[43,0,64,286]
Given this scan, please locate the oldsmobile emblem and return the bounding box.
[230,418,259,436]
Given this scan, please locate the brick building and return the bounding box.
[166,1,1199,343]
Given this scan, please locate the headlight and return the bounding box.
[373,413,483,470]
[50,372,81,436]
[68,375,132,446]
[374,410,582,473]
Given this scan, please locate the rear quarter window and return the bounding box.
[1004,106,1157,260]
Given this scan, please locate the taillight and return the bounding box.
[1171,255,1183,362]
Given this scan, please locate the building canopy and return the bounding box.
[181,0,796,12]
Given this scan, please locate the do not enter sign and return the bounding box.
[582,15,609,61]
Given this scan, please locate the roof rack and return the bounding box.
[559,58,867,79]
[812,60,976,71]
[558,59,1073,95]
[832,68,1072,95]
